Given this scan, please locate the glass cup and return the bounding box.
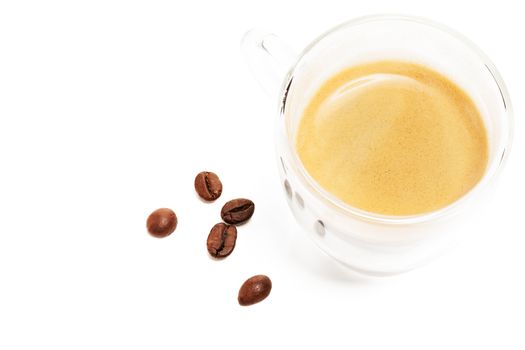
[242,15,513,276]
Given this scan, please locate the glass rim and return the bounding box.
[280,14,514,225]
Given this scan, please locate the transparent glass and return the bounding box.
[242,15,513,276]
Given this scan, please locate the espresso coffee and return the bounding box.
[296,61,488,216]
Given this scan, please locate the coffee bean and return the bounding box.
[221,198,254,224]
[207,223,237,258]
[147,208,177,238]
[194,171,222,201]
[238,275,272,306]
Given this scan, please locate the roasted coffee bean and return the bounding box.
[206,223,237,258]
[194,171,222,201]
[221,198,254,224]
[147,208,177,238]
[238,275,272,306]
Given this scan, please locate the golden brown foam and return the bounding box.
[296,61,488,216]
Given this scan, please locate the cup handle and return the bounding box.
[241,29,297,101]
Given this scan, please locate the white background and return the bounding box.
[0,1,523,349]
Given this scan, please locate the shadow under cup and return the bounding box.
[276,16,512,276]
